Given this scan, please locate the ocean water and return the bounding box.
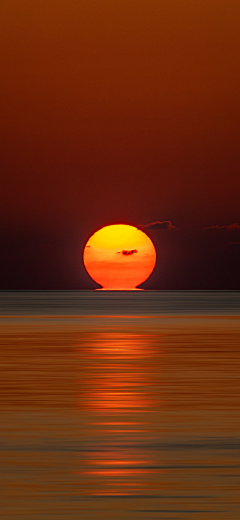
[1,290,240,316]
[0,291,240,520]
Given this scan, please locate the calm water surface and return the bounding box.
[0,292,240,519]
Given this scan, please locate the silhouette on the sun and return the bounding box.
[116,249,138,256]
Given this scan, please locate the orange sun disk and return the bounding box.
[83,224,156,290]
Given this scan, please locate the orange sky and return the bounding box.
[0,1,240,288]
[1,0,240,226]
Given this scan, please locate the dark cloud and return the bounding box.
[138,221,177,231]
[223,241,240,250]
[117,249,138,256]
[204,223,240,231]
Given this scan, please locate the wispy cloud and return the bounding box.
[223,241,240,250]
[139,220,177,231]
[116,249,138,256]
[204,223,240,231]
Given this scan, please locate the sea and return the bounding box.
[0,291,240,520]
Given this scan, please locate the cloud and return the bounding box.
[138,220,177,231]
[116,249,138,256]
[223,241,240,250]
[204,223,240,231]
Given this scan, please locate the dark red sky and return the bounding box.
[0,0,240,289]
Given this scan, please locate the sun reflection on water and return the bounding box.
[76,331,163,496]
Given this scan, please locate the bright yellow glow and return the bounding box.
[83,224,156,290]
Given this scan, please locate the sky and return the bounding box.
[0,0,240,289]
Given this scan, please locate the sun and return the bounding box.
[83,224,156,290]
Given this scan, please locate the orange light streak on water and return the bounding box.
[76,331,163,496]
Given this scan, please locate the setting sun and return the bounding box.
[83,224,156,290]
